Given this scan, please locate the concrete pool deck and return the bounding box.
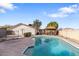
[0,37,35,56]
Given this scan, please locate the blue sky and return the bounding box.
[0,3,79,29]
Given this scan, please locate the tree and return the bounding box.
[33,19,42,34]
[1,25,13,30]
[28,24,32,26]
[47,21,58,29]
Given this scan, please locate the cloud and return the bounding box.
[59,7,76,14]
[0,3,17,13]
[59,4,79,14]
[48,4,79,18]
[0,9,6,13]
[49,13,68,18]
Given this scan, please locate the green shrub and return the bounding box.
[24,32,31,37]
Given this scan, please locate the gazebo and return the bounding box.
[44,26,58,35]
[38,22,59,35]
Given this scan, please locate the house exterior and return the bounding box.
[12,23,36,37]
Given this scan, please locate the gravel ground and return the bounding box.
[0,37,35,56]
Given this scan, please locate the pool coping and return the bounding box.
[59,36,79,49]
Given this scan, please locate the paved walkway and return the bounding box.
[0,38,35,56]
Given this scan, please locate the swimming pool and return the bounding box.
[23,35,79,56]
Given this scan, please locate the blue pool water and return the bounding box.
[24,36,79,56]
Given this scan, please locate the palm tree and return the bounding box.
[33,19,42,34]
[47,21,58,29]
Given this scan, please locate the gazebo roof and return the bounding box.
[46,26,56,30]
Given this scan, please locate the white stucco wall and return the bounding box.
[12,25,35,37]
[59,29,79,43]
